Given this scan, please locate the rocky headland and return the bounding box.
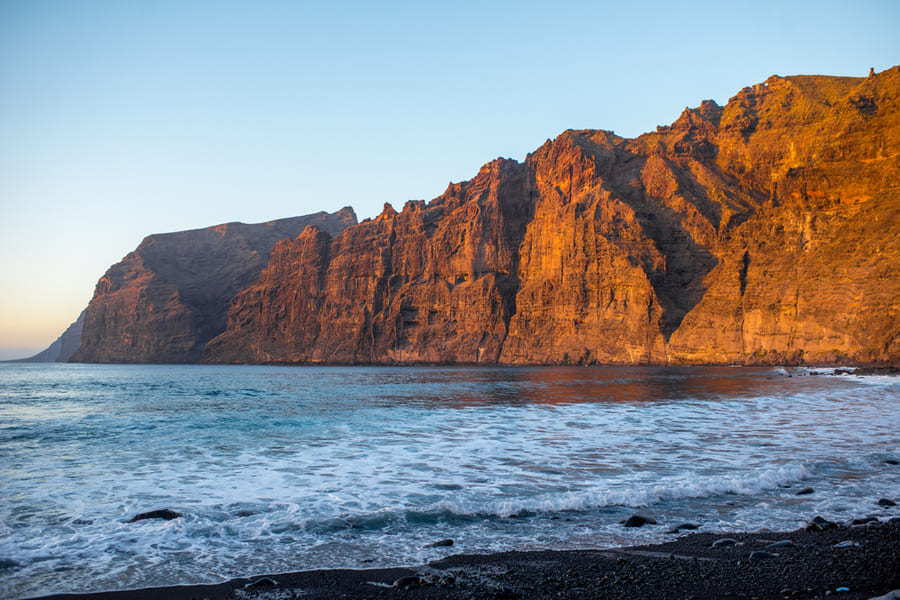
[70,209,357,363]
[61,67,900,365]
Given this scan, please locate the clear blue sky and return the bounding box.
[1,0,898,359]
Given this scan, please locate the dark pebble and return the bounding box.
[623,514,657,527]
[712,538,737,547]
[877,498,896,507]
[886,459,899,465]
[766,540,794,548]
[393,575,422,589]
[428,538,454,547]
[796,487,815,495]
[834,540,857,548]
[128,509,182,523]
[806,516,838,531]
[666,523,700,534]
[749,550,779,560]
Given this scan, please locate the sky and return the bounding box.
[1,0,898,360]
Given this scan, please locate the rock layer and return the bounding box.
[72,209,357,363]
[205,68,900,366]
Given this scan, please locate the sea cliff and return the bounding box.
[70,68,900,365]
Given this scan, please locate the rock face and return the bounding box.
[204,67,900,366]
[24,311,84,362]
[71,209,357,363]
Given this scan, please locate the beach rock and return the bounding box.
[427,539,454,547]
[712,538,738,547]
[623,515,657,527]
[749,550,779,560]
[868,590,900,600]
[886,459,899,465]
[392,575,423,589]
[877,498,896,507]
[806,516,839,531]
[128,509,182,523]
[834,540,858,548]
[766,540,794,548]
[797,487,815,495]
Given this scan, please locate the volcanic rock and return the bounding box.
[128,509,182,522]
[69,68,900,367]
[71,209,356,363]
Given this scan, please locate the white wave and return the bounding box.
[413,462,815,519]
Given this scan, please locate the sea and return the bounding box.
[1,363,898,599]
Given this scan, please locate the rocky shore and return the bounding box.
[32,518,900,600]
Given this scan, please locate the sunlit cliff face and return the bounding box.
[76,68,900,367]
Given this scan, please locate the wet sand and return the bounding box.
[30,518,900,600]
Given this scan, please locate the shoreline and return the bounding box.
[29,518,900,600]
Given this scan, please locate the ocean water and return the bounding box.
[1,364,898,599]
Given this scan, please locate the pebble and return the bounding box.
[427,538,454,547]
[834,540,858,548]
[712,538,738,547]
[766,540,794,548]
[806,516,838,531]
[392,575,422,589]
[796,487,815,495]
[877,498,896,507]
[886,459,899,465]
[128,509,182,523]
[622,514,657,527]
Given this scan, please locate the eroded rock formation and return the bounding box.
[71,209,357,363]
[75,67,900,366]
[205,68,900,366]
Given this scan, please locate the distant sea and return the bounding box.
[1,364,898,599]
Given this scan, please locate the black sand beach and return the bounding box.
[31,518,900,600]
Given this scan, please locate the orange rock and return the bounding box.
[77,68,900,366]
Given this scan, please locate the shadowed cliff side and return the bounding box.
[18,311,85,363]
[205,67,900,366]
[71,208,357,363]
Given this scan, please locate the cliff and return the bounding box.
[204,67,900,366]
[71,209,357,363]
[72,68,900,366]
[21,311,84,363]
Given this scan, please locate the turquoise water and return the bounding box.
[1,364,898,599]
